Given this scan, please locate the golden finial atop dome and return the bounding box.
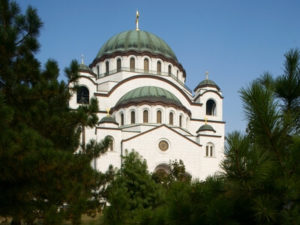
[106,108,111,116]
[204,116,208,124]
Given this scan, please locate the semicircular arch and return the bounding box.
[95,75,198,108]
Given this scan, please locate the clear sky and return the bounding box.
[19,0,300,134]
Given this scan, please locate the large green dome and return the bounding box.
[96,30,178,62]
[113,86,189,114]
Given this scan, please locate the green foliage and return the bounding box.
[103,151,163,225]
[222,49,300,225]
[0,1,111,224]
[152,159,191,186]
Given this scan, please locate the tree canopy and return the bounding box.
[0,1,111,224]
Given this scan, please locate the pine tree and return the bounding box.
[0,1,111,224]
[222,49,300,224]
[103,151,163,225]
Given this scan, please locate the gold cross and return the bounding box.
[106,108,111,116]
[204,116,208,124]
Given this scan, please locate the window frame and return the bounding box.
[157,110,162,124]
[117,58,121,72]
[143,110,149,123]
[105,61,109,76]
[157,61,162,74]
[169,112,174,125]
[77,86,89,104]
[130,57,135,72]
[206,99,217,116]
[131,110,136,124]
[144,58,149,72]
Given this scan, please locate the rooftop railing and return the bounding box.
[98,67,192,93]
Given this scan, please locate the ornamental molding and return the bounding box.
[94,75,202,107]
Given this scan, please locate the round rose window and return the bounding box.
[159,140,169,151]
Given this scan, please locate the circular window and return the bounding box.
[159,140,169,151]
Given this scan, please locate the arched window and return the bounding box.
[131,111,135,124]
[105,61,109,76]
[117,58,121,72]
[157,110,162,124]
[206,99,216,116]
[143,110,148,123]
[106,136,114,151]
[130,57,135,71]
[120,113,124,126]
[153,164,171,182]
[96,65,100,77]
[206,143,214,157]
[157,61,161,74]
[168,65,172,75]
[144,58,149,72]
[179,115,182,127]
[77,86,89,104]
[169,112,174,125]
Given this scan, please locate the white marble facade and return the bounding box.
[69,29,225,180]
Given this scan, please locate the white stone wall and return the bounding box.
[71,55,225,180]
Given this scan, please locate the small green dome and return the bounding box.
[99,116,118,125]
[79,63,92,72]
[196,124,216,133]
[114,86,185,110]
[96,30,178,62]
[194,79,220,91]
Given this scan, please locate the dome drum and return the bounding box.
[111,86,191,116]
[90,50,186,78]
[112,98,191,116]
[113,104,189,128]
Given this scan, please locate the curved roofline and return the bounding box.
[78,68,97,78]
[90,50,186,78]
[194,82,220,92]
[194,90,224,101]
[98,118,119,125]
[196,124,216,133]
[94,75,202,106]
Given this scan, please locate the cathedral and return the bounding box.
[69,13,225,180]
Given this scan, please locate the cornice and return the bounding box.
[122,124,202,147]
[94,75,202,107]
[191,118,226,124]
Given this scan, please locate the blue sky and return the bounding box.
[19,0,300,134]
